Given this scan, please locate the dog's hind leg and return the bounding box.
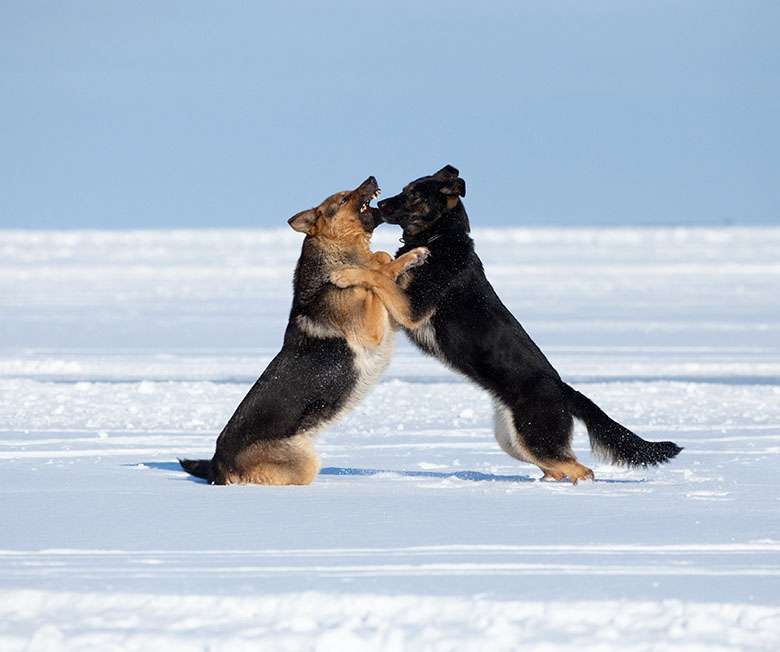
[228,435,321,485]
[493,398,535,465]
[494,392,594,485]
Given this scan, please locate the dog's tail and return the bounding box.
[178,458,211,480]
[563,383,682,467]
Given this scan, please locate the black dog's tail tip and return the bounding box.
[591,424,683,468]
[565,384,683,468]
[614,440,683,467]
[178,457,211,480]
[650,441,684,465]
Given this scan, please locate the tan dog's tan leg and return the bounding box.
[327,285,389,348]
[331,268,421,329]
[369,248,428,279]
[371,251,393,267]
[354,289,389,347]
[231,436,320,485]
[380,247,430,279]
[330,248,429,329]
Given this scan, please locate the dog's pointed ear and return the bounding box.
[433,164,459,180]
[440,177,466,198]
[288,208,318,234]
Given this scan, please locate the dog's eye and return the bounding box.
[340,195,350,205]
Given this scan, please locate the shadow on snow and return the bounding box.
[135,462,644,484]
[319,466,534,482]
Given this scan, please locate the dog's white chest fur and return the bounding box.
[348,318,395,405]
[407,318,538,465]
[409,318,442,357]
[294,312,394,439]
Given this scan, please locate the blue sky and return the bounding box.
[1,1,778,228]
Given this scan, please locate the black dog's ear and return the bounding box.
[433,164,459,179]
[288,208,318,234]
[440,177,466,198]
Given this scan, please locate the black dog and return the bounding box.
[373,165,681,482]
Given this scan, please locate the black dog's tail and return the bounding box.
[564,384,682,467]
[178,458,211,480]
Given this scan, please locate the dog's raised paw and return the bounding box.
[405,247,430,270]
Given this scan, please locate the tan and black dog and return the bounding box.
[179,176,428,485]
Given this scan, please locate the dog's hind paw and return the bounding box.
[566,463,595,485]
[541,461,594,485]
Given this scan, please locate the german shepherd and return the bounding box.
[339,165,681,483]
[179,176,429,485]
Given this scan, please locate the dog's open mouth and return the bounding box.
[353,176,382,231]
[359,187,381,214]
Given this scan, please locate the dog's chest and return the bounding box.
[408,317,442,358]
[344,322,395,412]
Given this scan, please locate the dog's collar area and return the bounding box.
[400,232,442,246]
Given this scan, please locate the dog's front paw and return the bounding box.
[330,268,364,289]
[402,247,430,271]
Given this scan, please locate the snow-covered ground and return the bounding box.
[1,227,779,650]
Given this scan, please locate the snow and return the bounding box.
[3,592,778,652]
[1,226,779,650]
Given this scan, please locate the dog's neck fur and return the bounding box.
[290,231,372,309]
[401,202,471,248]
[308,222,373,257]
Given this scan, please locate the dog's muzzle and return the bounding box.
[376,197,404,225]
